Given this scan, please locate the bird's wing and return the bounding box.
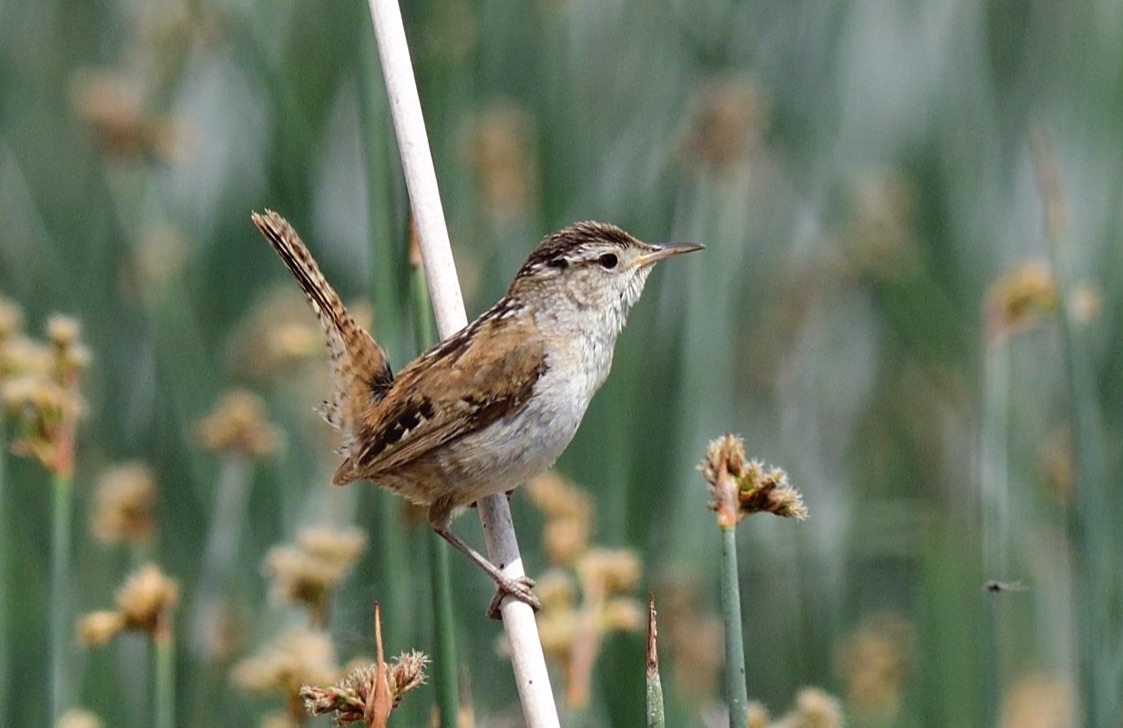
[331,300,547,484]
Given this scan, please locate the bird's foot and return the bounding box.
[486,574,540,620]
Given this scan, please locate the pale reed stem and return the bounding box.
[364,2,560,726]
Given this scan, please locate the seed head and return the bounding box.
[264,526,366,625]
[526,472,592,565]
[91,462,157,545]
[701,434,806,526]
[77,563,179,646]
[195,389,279,457]
[985,261,1058,342]
[233,627,339,697]
[300,652,429,725]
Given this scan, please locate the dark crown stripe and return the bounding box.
[516,221,636,279]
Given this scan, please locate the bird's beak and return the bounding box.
[634,242,705,268]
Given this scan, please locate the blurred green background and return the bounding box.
[1,0,1121,726]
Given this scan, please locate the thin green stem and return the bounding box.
[565,703,590,728]
[412,262,457,728]
[155,616,176,728]
[1057,293,1111,728]
[979,342,1010,727]
[429,533,458,728]
[188,455,251,659]
[356,0,416,677]
[0,419,8,723]
[1052,229,1111,728]
[719,525,748,728]
[356,0,410,360]
[50,472,74,725]
[373,491,410,636]
[410,264,438,351]
[1032,129,1114,727]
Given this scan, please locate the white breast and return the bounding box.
[436,333,611,506]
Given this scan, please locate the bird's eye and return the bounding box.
[597,253,619,270]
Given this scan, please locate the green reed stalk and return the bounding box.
[720,525,748,728]
[155,615,176,728]
[190,454,251,652]
[979,341,1010,726]
[1032,131,1114,728]
[0,419,8,723]
[428,531,458,728]
[412,259,459,728]
[1053,259,1112,728]
[50,471,74,724]
[356,0,415,670]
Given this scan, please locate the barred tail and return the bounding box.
[251,210,393,459]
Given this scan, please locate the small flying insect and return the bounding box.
[984,580,1028,593]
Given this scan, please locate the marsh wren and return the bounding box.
[252,210,701,615]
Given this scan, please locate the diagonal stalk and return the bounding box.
[363,1,558,725]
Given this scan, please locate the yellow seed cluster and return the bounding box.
[701,434,806,524]
[0,305,89,476]
[263,526,366,624]
[195,389,280,457]
[90,462,157,545]
[232,627,340,696]
[77,564,179,646]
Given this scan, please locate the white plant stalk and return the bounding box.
[364,1,560,726]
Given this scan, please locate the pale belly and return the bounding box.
[435,391,584,503]
[378,343,604,510]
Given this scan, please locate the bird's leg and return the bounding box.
[428,500,540,619]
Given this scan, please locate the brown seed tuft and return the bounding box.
[678,77,770,172]
[531,548,644,708]
[115,563,180,635]
[233,627,339,696]
[701,434,806,525]
[466,103,538,224]
[779,687,845,728]
[836,613,914,724]
[0,297,24,342]
[227,287,327,383]
[2,313,88,476]
[264,526,366,625]
[77,564,178,646]
[77,611,127,647]
[71,70,185,162]
[195,389,280,457]
[300,651,429,724]
[55,708,105,728]
[527,472,593,565]
[91,462,157,545]
[985,261,1058,342]
[998,673,1074,728]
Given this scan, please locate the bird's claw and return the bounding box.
[487,575,540,620]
